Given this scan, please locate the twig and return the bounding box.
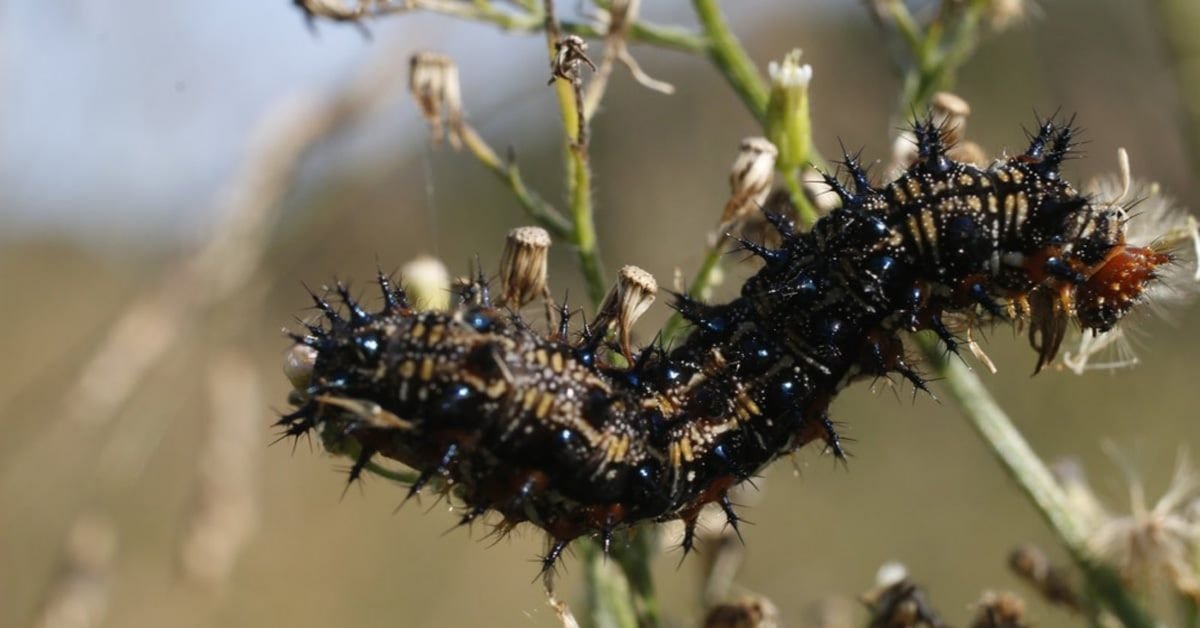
[369,0,706,54]
[457,124,573,238]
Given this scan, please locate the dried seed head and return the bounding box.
[498,226,552,308]
[721,137,779,224]
[969,591,1028,628]
[702,595,781,628]
[409,51,463,148]
[550,35,596,85]
[861,563,946,628]
[283,343,318,391]
[1084,448,1200,603]
[1007,544,1082,612]
[401,255,451,311]
[594,265,658,359]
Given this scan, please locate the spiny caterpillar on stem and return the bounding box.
[278,116,1193,578]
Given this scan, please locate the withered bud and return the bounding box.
[498,226,551,308]
[969,591,1028,628]
[409,51,463,148]
[985,0,1029,32]
[549,35,596,85]
[283,343,318,391]
[401,255,451,312]
[1008,544,1082,612]
[702,595,781,628]
[861,563,946,628]
[721,137,778,224]
[594,265,658,359]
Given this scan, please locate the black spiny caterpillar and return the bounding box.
[278,117,1178,573]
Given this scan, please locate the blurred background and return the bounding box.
[2,1,1198,626]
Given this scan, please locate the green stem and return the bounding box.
[662,234,727,343]
[1153,0,1200,176]
[691,0,770,125]
[782,167,819,228]
[458,125,573,238]
[364,460,418,484]
[581,542,640,628]
[920,339,1155,627]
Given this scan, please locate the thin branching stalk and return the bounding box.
[920,339,1155,628]
[457,124,574,238]
[373,0,706,54]
[544,2,608,307]
[691,0,770,124]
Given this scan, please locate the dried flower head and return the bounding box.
[401,254,451,311]
[721,137,779,224]
[861,563,947,628]
[1007,544,1082,612]
[1092,449,1200,602]
[969,591,1028,628]
[498,226,552,309]
[549,35,597,85]
[1055,449,1200,603]
[594,265,658,359]
[409,51,464,148]
[703,595,781,628]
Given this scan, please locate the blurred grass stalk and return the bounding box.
[1154,0,1200,176]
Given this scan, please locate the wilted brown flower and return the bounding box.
[593,265,658,359]
[409,51,464,148]
[969,591,1028,628]
[703,595,781,628]
[498,226,552,309]
[721,137,779,225]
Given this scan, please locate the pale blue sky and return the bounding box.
[0,1,837,241]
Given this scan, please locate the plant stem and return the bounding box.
[580,541,640,628]
[691,0,770,125]
[1153,0,1200,177]
[543,15,607,306]
[458,125,573,238]
[919,324,1155,628]
[783,167,819,228]
[375,0,707,53]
